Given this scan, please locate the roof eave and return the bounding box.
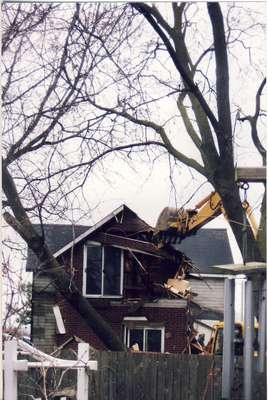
[53,204,126,258]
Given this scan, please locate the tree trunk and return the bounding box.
[2,162,126,351]
[213,175,262,262]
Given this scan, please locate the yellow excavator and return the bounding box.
[154,191,259,355]
[206,321,259,356]
[154,191,258,245]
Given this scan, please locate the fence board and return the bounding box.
[147,353,157,400]
[181,355,189,400]
[188,355,197,400]
[118,353,124,398]
[171,355,178,399]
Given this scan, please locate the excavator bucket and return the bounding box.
[154,192,223,246]
[154,206,187,245]
[155,207,180,231]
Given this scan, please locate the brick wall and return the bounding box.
[58,300,187,353]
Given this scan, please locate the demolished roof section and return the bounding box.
[27,205,189,270]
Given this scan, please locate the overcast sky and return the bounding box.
[3,2,266,265]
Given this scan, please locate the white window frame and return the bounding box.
[123,324,165,353]
[83,241,124,298]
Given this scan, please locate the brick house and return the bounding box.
[26,205,233,353]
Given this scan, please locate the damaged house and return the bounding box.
[174,231,234,343]
[26,205,233,353]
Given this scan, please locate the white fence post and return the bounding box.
[3,338,97,399]
[4,340,18,400]
[77,343,89,400]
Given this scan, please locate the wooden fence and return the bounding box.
[87,352,266,400]
[17,351,266,400]
[87,352,222,400]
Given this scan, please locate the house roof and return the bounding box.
[26,205,233,274]
[26,204,155,271]
[172,228,234,274]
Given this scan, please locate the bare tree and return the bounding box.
[2,244,31,335]
[2,3,148,351]
[2,2,266,351]
[83,2,266,261]
[133,3,266,262]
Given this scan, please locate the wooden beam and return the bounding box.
[235,167,266,183]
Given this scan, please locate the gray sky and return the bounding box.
[2,2,266,265]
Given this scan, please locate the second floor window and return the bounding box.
[83,242,123,297]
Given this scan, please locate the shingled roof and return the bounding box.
[173,228,234,274]
[26,224,89,271]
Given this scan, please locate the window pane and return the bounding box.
[146,330,162,352]
[86,245,102,295]
[129,329,144,351]
[103,246,121,295]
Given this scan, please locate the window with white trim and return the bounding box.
[84,242,123,297]
[124,325,165,352]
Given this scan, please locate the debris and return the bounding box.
[130,343,140,352]
[164,277,197,300]
[165,278,190,293]
[182,328,204,355]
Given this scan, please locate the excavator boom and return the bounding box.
[154,191,258,245]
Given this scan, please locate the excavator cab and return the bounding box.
[211,322,243,356]
[209,321,259,356]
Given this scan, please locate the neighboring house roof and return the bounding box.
[26,224,89,271]
[172,228,234,274]
[35,224,89,255]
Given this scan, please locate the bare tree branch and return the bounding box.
[87,99,206,176]
[131,2,220,132]
[238,78,266,165]
[207,3,233,161]
[2,161,126,351]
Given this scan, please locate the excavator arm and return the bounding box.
[154,191,258,245]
